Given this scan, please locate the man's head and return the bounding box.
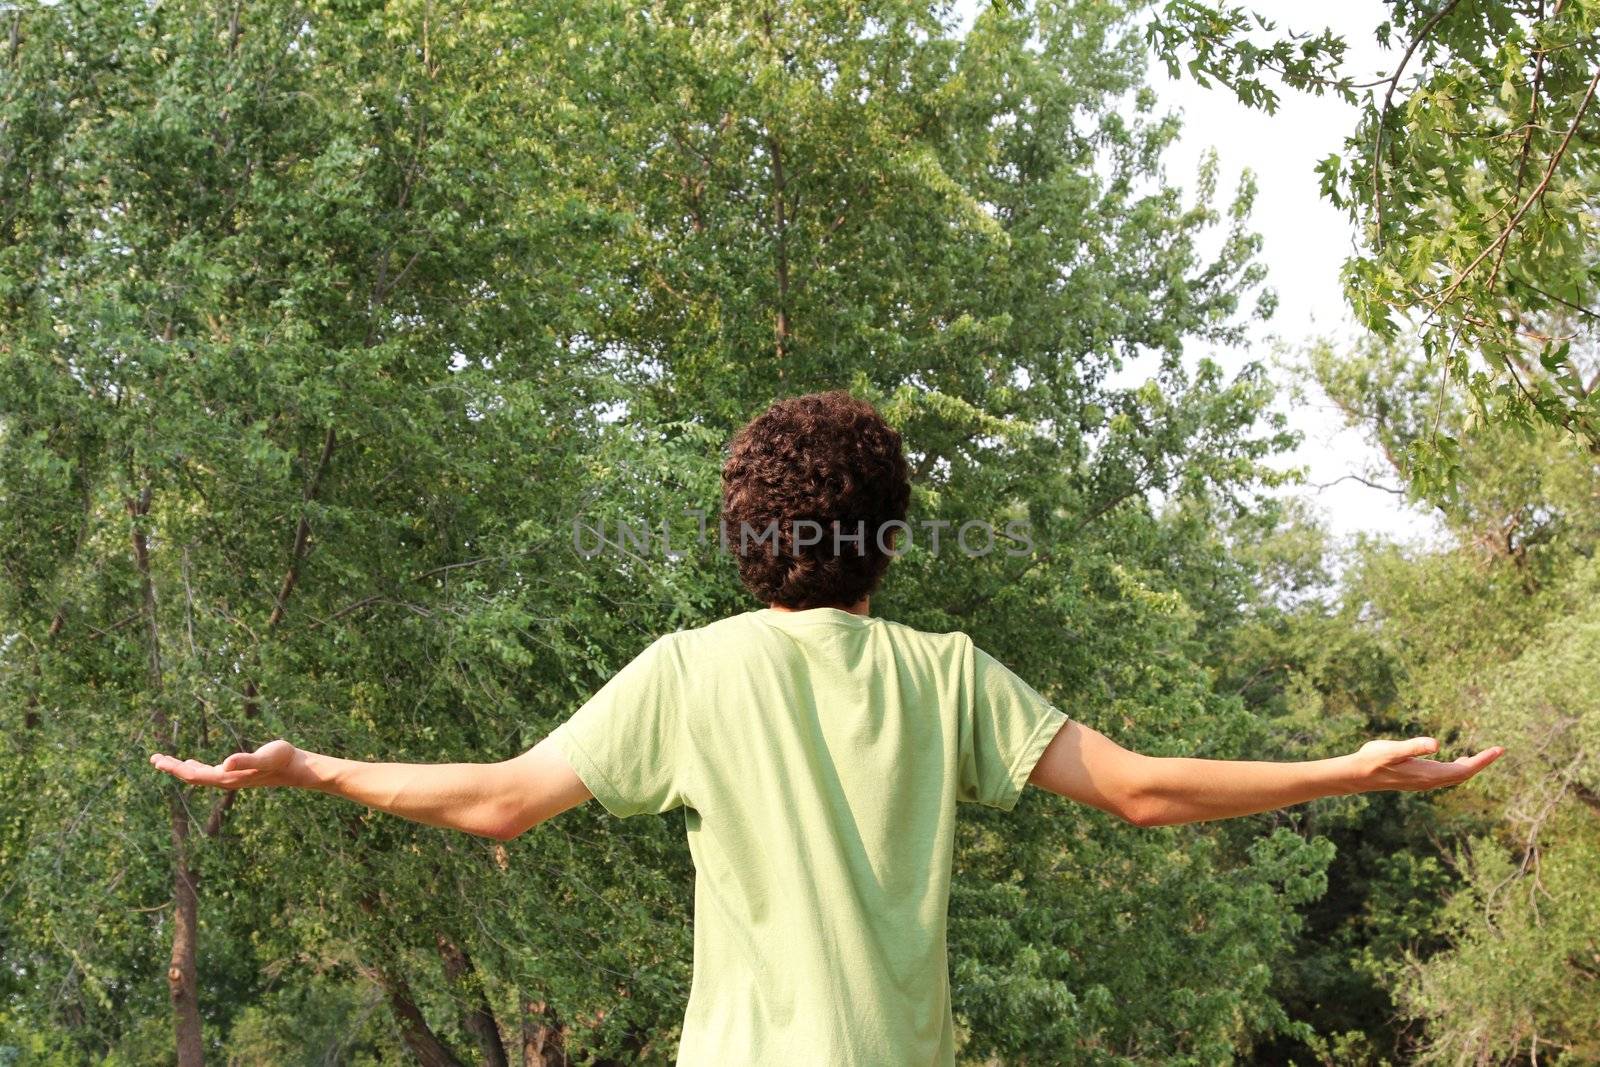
[721,391,911,610]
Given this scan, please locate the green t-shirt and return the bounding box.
[547,606,1069,1065]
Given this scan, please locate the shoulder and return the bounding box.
[646,611,763,662]
[878,617,975,649]
[872,618,977,677]
[663,611,757,644]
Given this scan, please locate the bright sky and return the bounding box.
[945,0,1444,544]
[1144,1,1443,544]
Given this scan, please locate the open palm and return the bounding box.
[149,739,302,790]
[1354,736,1505,792]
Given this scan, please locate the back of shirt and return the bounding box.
[547,606,1068,1066]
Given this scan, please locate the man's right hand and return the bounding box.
[1028,720,1506,827]
[1346,736,1505,793]
[150,739,305,790]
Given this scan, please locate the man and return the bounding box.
[151,390,1504,1065]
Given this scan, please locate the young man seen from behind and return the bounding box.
[151,390,1503,1065]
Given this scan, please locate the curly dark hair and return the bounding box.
[721,391,911,610]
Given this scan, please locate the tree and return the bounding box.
[4,0,1342,1062]
[1151,0,1600,493]
[1,1,636,1059]
[1277,335,1600,1062]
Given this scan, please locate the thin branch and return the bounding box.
[266,426,337,629]
[1512,278,1600,322]
[1372,0,1466,247]
[1310,473,1406,496]
[1425,65,1600,321]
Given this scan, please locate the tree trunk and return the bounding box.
[760,8,792,378]
[167,796,205,1067]
[520,999,567,1067]
[376,964,467,1067]
[436,934,508,1067]
[768,130,790,372]
[130,490,207,1067]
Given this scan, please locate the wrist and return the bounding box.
[290,748,333,791]
[1327,753,1371,797]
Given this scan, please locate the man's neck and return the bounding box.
[768,597,871,616]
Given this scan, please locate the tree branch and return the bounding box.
[1425,65,1600,321]
[267,426,337,629]
[1310,473,1406,496]
[1371,0,1465,247]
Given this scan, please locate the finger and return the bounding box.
[1380,736,1438,764]
[149,753,228,786]
[1404,746,1504,788]
[1397,757,1454,788]
[150,753,189,779]
[220,752,256,772]
[1400,736,1439,759]
[1451,746,1506,778]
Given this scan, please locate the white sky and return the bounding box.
[1144,1,1443,544]
[945,0,1445,544]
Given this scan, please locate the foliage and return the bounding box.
[1393,592,1600,1065]
[1281,335,1600,1064]
[1151,0,1600,493]
[7,0,1595,1065]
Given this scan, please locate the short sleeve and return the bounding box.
[547,634,686,818]
[957,640,1070,811]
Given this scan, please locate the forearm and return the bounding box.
[1028,722,1496,824]
[1130,753,1359,827]
[294,750,521,840]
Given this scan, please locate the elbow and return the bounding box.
[1115,757,1186,828]
[463,822,515,842]
[483,806,552,841]
[1117,786,1171,829]
[484,815,535,842]
[1122,801,1195,829]
[475,806,529,842]
[1121,805,1178,829]
[1119,800,1159,828]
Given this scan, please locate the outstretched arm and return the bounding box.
[149,737,591,841]
[1028,721,1504,827]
